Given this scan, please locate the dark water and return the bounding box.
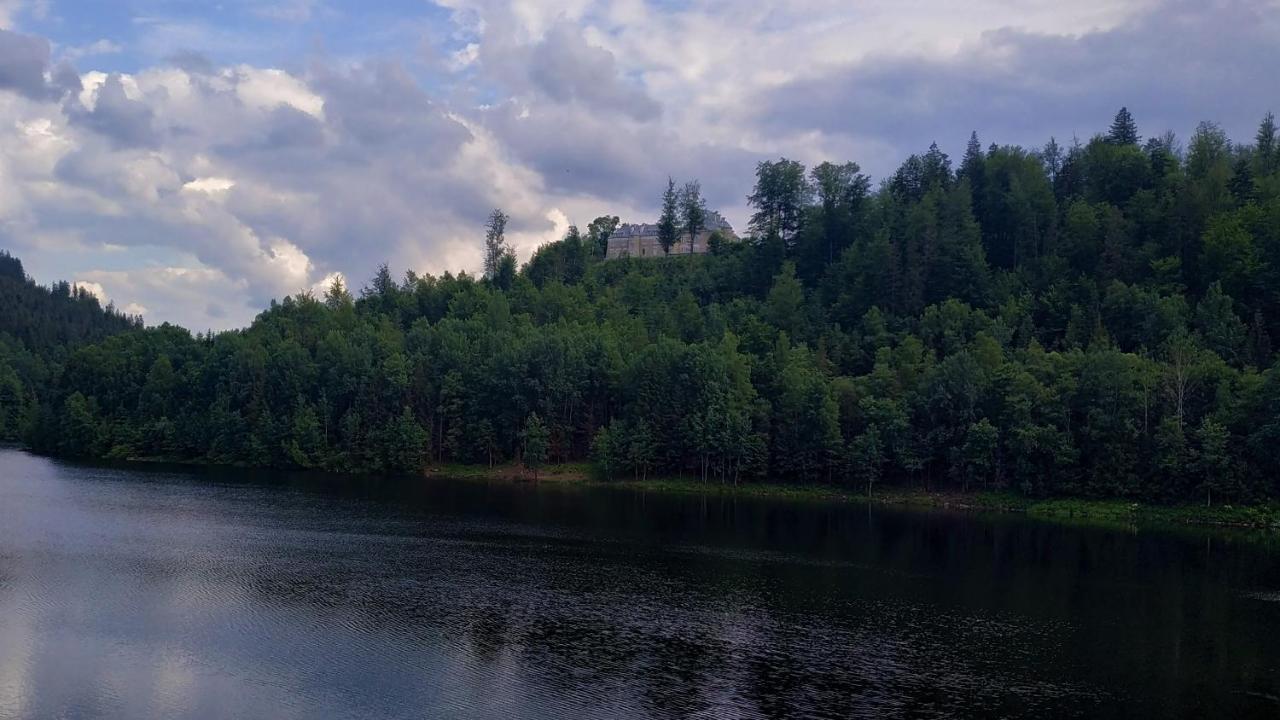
[1,449,1279,718]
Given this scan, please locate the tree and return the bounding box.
[765,262,806,340]
[953,418,999,491]
[483,209,511,280]
[1107,107,1140,145]
[1193,417,1230,507]
[658,178,679,255]
[385,407,428,474]
[522,412,549,480]
[1194,282,1246,363]
[808,161,870,271]
[679,181,707,254]
[849,428,884,498]
[587,215,620,257]
[1255,111,1277,175]
[748,158,811,247]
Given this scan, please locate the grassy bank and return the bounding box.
[424,461,595,482]
[424,464,1280,530]
[620,479,1280,529]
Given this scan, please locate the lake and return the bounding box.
[0,447,1278,718]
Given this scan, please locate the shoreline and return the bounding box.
[24,449,1280,532]
[427,462,1280,531]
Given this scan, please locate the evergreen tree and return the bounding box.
[658,178,679,255]
[1107,106,1140,145]
[1256,111,1277,175]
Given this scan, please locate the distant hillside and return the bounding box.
[0,251,142,354]
[13,108,1280,508]
[0,250,142,440]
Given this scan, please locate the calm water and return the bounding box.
[1,449,1279,718]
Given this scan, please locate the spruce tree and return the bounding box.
[1107,107,1140,145]
[658,178,679,255]
[1256,111,1277,174]
[959,131,985,185]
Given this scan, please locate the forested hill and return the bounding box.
[0,251,142,441]
[13,108,1280,505]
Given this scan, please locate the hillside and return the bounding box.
[0,251,142,440]
[15,108,1280,505]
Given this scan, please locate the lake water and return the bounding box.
[1,448,1278,718]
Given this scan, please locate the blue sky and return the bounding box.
[1,0,1277,329]
[23,1,457,69]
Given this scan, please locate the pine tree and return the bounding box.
[1107,107,1140,145]
[1256,111,1278,175]
[959,131,985,184]
[1230,155,1256,205]
[658,178,679,255]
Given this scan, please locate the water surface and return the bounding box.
[1,448,1278,718]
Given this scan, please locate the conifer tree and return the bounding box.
[1256,111,1277,175]
[658,178,679,255]
[1107,107,1140,145]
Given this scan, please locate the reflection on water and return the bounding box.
[0,448,1278,719]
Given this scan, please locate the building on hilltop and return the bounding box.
[604,211,737,260]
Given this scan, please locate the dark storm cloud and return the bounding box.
[70,74,159,148]
[756,0,1280,171]
[0,28,53,99]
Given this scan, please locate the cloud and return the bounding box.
[1,0,1275,330]
[754,0,1280,172]
[252,0,322,23]
[75,266,252,329]
[0,29,51,99]
[527,22,660,121]
[69,74,158,148]
[62,39,124,62]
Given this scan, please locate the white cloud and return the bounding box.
[0,0,1273,331]
[62,39,123,62]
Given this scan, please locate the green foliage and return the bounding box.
[521,413,549,478]
[10,109,1280,504]
[658,178,679,255]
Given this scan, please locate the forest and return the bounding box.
[4,108,1280,505]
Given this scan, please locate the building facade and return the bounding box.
[604,211,737,260]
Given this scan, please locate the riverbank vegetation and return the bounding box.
[5,108,1280,509]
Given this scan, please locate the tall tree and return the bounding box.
[1256,111,1278,175]
[483,209,511,280]
[808,161,870,269]
[679,181,707,254]
[748,158,812,248]
[658,178,679,255]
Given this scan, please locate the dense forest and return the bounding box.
[0,252,142,442]
[6,108,1280,504]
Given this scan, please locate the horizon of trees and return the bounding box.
[5,107,1280,506]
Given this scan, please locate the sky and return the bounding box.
[0,0,1277,329]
